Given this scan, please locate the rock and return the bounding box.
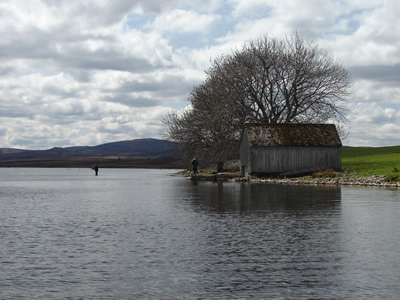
[231,173,399,188]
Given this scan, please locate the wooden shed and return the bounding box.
[240,123,342,176]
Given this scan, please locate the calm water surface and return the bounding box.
[0,168,399,299]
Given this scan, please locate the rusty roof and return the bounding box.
[244,123,342,147]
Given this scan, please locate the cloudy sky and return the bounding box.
[0,0,399,149]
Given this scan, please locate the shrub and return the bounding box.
[385,174,399,182]
[312,169,337,178]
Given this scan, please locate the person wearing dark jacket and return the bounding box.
[92,164,99,176]
[191,157,199,174]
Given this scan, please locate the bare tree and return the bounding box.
[162,32,352,166]
[161,76,245,169]
[210,32,351,124]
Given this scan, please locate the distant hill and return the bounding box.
[0,138,185,168]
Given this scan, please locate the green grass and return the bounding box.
[342,146,400,178]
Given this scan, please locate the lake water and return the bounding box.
[0,168,399,299]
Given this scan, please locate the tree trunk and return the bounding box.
[217,161,224,172]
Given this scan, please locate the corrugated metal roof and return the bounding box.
[244,123,342,147]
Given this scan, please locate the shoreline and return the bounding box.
[233,174,399,188]
[182,171,399,188]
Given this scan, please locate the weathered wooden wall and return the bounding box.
[248,146,341,175]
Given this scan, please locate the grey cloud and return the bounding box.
[0,108,33,118]
[0,97,38,118]
[114,75,193,98]
[43,0,185,25]
[135,0,181,13]
[368,114,396,124]
[67,55,159,73]
[9,138,34,148]
[1,23,169,74]
[82,1,137,25]
[102,94,160,107]
[40,1,136,27]
[350,64,400,85]
[129,0,214,14]
[0,29,50,59]
[0,65,17,76]
[96,126,124,135]
[70,71,92,83]
[41,85,79,98]
[4,39,162,74]
[62,41,172,73]
[97,123,142,136]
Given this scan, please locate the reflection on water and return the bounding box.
[0,168,399,299]
[188,180,342,213]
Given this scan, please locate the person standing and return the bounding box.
[92,164,99,176]
[191,157,199,174]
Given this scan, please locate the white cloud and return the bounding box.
[319,1,400,67]
[352,102,397,123]
[348,121,400,147]
[353,79,400,105]
[152,9,218,33]
[346,102,400,146]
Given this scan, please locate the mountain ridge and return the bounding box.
[0,138,175,159]
[0,138,185,168]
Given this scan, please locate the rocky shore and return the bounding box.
[233,173,399,188]
[179,166,399,188]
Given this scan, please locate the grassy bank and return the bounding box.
[342,146,400,180]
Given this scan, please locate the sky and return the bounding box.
[0,0,399,150]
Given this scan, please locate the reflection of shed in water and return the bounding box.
[240,123,342,176]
